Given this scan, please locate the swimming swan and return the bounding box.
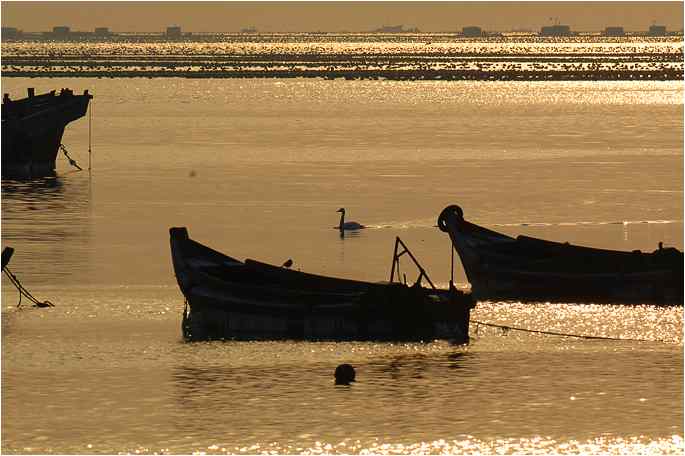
[336,208,366,231]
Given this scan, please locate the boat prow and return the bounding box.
[2,247,14,271]
[1,88,92,177]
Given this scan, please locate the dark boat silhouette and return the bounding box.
[1,88,92,176]
[169,227,473,342]
[438,205,683,305]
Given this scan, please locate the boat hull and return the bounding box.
[1,89,91,176]
[438,205,683,305]
[180,284,469,342]
[170,227,473,342]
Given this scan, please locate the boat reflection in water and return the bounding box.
[1,173,92,285]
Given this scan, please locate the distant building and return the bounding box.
[166,26,182,37]
[604,26,625,36]
[373,24,419,33]
[540,24,572,37]
[52,26,71,35]
[1,27,20,39]
[462,26,484,37]
[94,27,110,36]
[240,26,257,33]
[648,25,667,36]
[375,25,404,33]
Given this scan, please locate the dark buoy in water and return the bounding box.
[335,363,355,385]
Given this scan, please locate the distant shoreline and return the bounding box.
[2,32,684,44]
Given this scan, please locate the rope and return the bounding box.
[450,244,454,285]
[471,319,667,342]
[2,267,55,308]
[88,99,92,172]
[59,144,83,171]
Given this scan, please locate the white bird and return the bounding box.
[336,208,366,231]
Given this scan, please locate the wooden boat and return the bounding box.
[170,227,473,342]
[438,205,683,305]
[2,88,92,176]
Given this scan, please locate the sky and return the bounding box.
[1,1,683,33]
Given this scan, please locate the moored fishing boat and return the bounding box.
[1,88,92,176]
[437,205,683,305]
[169,227,473,342]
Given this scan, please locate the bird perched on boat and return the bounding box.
[282,258,293,268]
[336,208,366,231]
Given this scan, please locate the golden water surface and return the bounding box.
[1,37,683,454]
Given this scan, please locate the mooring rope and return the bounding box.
[59,143,83,171]
[88,98,92,172]
[471,319,667,343]
[2,267,55,308]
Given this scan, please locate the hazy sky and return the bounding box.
[1,1,683,33]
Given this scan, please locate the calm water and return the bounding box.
[1,37,684,454]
